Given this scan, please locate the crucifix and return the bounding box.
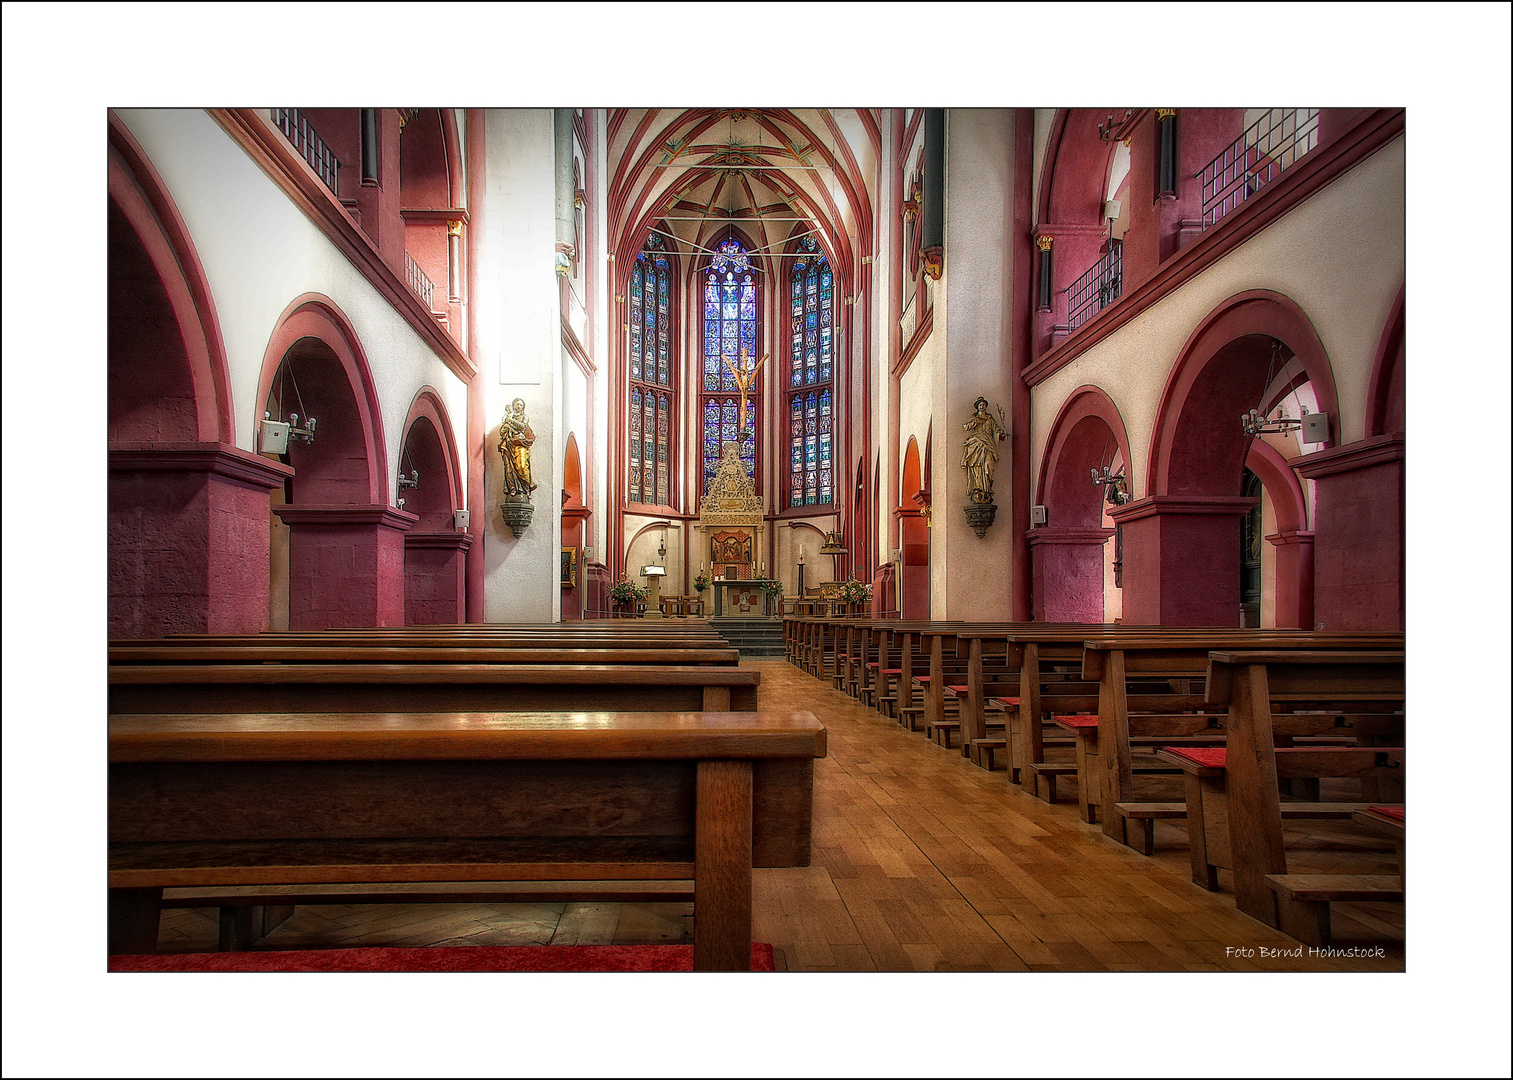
[723,348,767,432]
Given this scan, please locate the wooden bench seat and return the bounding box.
[1160,742,1405,896]
[1113,800,1405,857]
[109,710,826,971]
[1265,874,1405,947]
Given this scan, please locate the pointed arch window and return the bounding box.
[788,236,833,506]
[701,237,759,492]
[628,234,673,505]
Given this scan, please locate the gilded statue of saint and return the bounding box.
[961,396,1006,504]
[498,398,537,500]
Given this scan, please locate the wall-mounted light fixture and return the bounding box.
[1090,465,1130,505]
[1241,407,1329,443]
[398,469,419,491]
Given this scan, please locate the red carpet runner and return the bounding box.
[110,943,775,972]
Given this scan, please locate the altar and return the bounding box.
[696,443,767,611]
[711,578,777,616]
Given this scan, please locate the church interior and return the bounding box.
[6,8,1512,1079]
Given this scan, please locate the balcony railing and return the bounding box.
[1199,108,1319,229]
[273,108,342,197]
[405,251,436,311]
[1067,241,1122,331]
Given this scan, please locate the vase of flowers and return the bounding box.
[609,575,648,617]
[694,572,710,594]
[760,579,784,617]
[837,577,871,615]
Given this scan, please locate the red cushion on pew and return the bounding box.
[1368,806,1405,821]
[914,676,931,683]
[992,697,1020,707]
[946,685,969,694]
[1165,747,1227,768]
[866,662,879,669]
[1052,714,1097,729]
[882,669,901,675]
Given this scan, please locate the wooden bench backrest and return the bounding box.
[109,664,761,715]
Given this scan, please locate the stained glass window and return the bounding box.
[701,237,759,490]
[628,237,674,505]
[788,237,834,505]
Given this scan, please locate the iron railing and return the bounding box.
[1067,242,1123,331]
[405,251,435,310]
[1199,108,1319,229]
[273,108,342,197]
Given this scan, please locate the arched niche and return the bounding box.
[107,119,233,445]
[399,390,469,626]
[1033,387,1128,621]
[561,433,590,620]
[1150,290,1338,497]
[897,436,929,619]
[1114,290,1336,626]
[259,296,413,629]
[108,117,285,637]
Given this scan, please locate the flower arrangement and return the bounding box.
[759,579,785,597]
[693,573,710,592]
[837,578,871,605]
[609,576,648,604]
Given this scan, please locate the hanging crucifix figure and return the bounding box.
[723,347,767,432]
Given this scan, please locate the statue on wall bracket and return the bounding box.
[498,397,537,538]
[962,396,1007,538]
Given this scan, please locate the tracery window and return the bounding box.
[788,236,833,506]
[701,237,759,492]
[628,234,672,505]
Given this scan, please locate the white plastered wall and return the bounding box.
[114,109,470,505]
[1028,136,1406,505]
[931,108,1017,619]
[478,109,561,622]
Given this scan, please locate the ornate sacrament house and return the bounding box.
[697,443,768,613]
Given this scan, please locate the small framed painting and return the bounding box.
[560,547,577,588]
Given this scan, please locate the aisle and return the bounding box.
[751,660,1404,971]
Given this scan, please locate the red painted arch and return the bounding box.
[108,114,233,444]
[256,294,390,505]
[1150,290,1339,497]
[1365,286,1405,438]
[401,387,464,514]
[1037,386,1133,523]
[1244,439,1309,535]
[1038,109,1120,228]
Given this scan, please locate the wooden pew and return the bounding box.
[110,664,761,715]
[1190,648,1406,931]
[111,645,742,667]
[1081,633,1404,846]
[109,710,827,971]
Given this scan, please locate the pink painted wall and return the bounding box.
[1030,528,1110,621]
[1296,438,1404,630]
[404,538,468,624]
[109,458,286,638]
[1113,497,1255,627]
[279,509,413,629]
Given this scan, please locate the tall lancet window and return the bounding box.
[788,236,833,506]
[628,234,673,505]
[701,237,759,492]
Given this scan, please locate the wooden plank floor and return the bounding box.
[154,659,1404,971]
